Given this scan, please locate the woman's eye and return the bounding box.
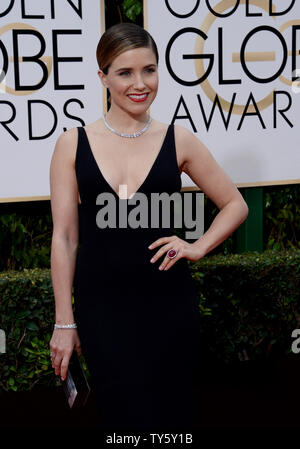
[119,71,130,76]
[145,67,156,73]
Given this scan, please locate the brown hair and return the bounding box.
[96,23,159,74]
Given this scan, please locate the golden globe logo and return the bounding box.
[163,0,299,130]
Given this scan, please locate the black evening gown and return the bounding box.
[73,124,202,432]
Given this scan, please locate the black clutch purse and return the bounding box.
[61,351,91,408]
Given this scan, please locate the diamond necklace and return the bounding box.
[103,114,152,138]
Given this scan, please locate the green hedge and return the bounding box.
[190,249,300,363]
[1,249,300,393]
[0,269,56,393]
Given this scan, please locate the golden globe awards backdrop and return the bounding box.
[0,0,104,202]
[145,0,300,188]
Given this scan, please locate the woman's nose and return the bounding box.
[133,74,146,90]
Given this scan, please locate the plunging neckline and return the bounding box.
[82,125,170,201]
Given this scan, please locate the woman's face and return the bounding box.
[98,46,158,114]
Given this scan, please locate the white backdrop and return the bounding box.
[145,0,300,188]
[0,0,103,202]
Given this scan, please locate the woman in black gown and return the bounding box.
[49,23,248,434]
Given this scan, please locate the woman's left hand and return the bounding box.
[148,235,205,271]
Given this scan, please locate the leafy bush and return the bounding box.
[0,208,52,271]
[122,0,142,21]
[0,269,55,393]
[189,248,300,364]
[264,184,300,251]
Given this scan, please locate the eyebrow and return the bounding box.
[114,64,157,73]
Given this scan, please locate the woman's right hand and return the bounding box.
[49,329,82,381]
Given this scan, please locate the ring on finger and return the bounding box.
[167,248,178,259]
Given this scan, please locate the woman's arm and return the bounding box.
[49,127,81,380]
[175,125,249,258]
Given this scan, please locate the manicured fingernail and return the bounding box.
[148,245,152,249]
[159,265,163,270]
[150,258,154,263]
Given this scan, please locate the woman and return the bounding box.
[49,23,248,432]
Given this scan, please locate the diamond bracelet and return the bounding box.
[54,323,77,329]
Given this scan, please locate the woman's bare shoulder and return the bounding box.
[51,126,80,167]
[173,123,197,140]
[172,123,214,175]
[57,125,79,144]
[173,123,208,151]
